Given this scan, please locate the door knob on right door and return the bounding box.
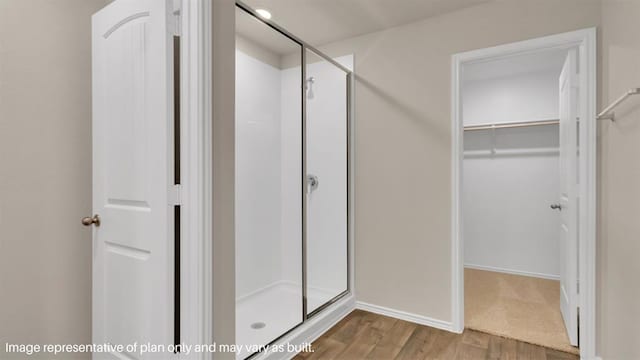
[550,204,562,211]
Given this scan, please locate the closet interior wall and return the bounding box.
[463,51,568,279]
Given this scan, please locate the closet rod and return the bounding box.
[598,87,640,121]
[464,119,559,131]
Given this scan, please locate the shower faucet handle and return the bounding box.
[307,174,319,193]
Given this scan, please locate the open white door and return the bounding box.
[558,48,579,347]
[91,0,176,358]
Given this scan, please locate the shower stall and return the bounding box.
[235,2,352,359]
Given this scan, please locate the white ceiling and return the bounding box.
[240,0,490,48]
[463,49,570,82]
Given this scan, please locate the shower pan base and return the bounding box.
[236,283,301,359]
[236,282,344,359]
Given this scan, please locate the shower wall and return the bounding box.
[235,29,350,356]
[235,48,285,298]
[236,51,352,301]
[282,55,353,312]
[235,16,304,356]
[279,66,302,288]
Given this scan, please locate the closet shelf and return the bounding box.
[464,119,559,132]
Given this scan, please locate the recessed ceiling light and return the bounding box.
[256,8,272,20]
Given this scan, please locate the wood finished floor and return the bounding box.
[294,310,579,360]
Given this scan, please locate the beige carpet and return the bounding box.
[465,268,579,355]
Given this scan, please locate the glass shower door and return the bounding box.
[235,7,303,359]
[305,50,351,315]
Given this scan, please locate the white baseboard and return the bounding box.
[252,294,356,360]
[464,263,560,281]
[356,301,453,332]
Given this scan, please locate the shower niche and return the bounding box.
[235,3,352,359]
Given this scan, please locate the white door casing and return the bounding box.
[558,48,579,347]
[92,0,176,358]
[452,28,597,358]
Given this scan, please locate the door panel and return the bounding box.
[558,48,579,347]
[305,51,351,314]
[92,0,174,358]
[234,7,304,359]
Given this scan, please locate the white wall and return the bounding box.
[235,49,285,298]
[236,50,351,309]
[463,68,563,279]
[306,55,352,311]
[464,71,561,125]
[305,56,349,303]
[280,55,352,311]
[279,65,303,288]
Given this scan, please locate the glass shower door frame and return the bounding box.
[236,0,353,342]
[303,47,352,319]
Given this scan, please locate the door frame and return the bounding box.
[450,28,597,359]
[179,0,214,358]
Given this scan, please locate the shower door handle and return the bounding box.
[307,174,319,193]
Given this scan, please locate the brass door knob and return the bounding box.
[82,214,101,227]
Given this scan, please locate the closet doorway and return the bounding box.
[451,29,597,358]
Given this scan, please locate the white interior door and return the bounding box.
[92,0,175,358]
[558,48,579,347]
